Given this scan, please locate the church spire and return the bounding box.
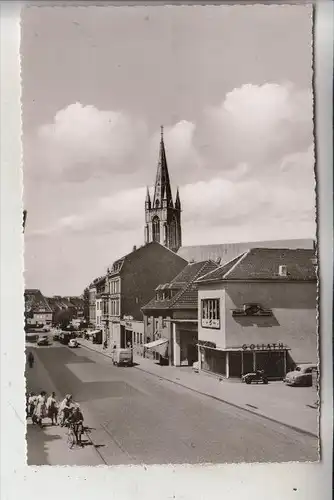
[175,187,181,210]
[153,125,173,208]
[145,186,151,208]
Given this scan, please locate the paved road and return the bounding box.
[26,343,318,465]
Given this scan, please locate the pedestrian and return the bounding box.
[28,392,38,421]
[33,391,47,427]
[58,394,74,426]
[27,351,34,368]
[103,340,107,350]
[46,391,58,425]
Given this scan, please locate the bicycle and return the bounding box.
[66,421,84,449]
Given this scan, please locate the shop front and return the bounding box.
[172,320,198,367]
[198,341,290,380]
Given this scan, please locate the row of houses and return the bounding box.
[24,290,85,328]
[86,241,317,380]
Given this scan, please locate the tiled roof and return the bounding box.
[197,248,317,283]
[46,296,84,312]
[25,289,53,313]
[177,239,314,265]
[142,260,219,311]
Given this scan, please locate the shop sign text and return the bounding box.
[242,343,286,351]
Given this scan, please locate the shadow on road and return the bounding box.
[26,422,62,466]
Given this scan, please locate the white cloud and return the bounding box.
[33,102,148,181]
[201,82,313,171]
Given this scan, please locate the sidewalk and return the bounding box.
[79,339,319,437]
[25,348,103,465]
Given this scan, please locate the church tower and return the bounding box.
[145,126,182,253]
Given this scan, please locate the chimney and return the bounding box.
[278,265,288,277]
[133,245,137,252]
[216,257,221,265]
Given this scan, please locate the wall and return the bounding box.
[109,321,121,348]
[224,281,317,364]
[121,242,187,320]
[198,285,226,348]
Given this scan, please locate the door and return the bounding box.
[242,352,254,375]
[229,352,242,377]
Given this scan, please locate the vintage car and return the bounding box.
[37,335,49,346]
[242,370,268,385]
[112,348,133,367]
[68,338,79,348]
[284,364,318,387]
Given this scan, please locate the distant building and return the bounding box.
[142,260,219,366]
[88,276,106,328]
[101,241,187,350]
[88,285,97,326]
[25,289,53,327]
[144,127,182,253]
[177,239,315,264]
[196,248,317,380]
[46,295,84,326]
[96,297,102,328]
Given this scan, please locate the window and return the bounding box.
[152,216,160,242]
[201,299,220,329]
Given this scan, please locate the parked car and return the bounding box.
[53,333,60,341]
[37,335,49,346]
[242,370,268,385]
[68,338,79,348]
[284,364,317,387]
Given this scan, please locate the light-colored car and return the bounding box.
[37,335,49,346]
[68,338,79,348]
[284,364,318,387]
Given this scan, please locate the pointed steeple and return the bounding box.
[145,186,151,209]
[153,126,173,208]
[175,187,181,210]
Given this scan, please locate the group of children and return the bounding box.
[26,392,85,446]
[26,390,58,427]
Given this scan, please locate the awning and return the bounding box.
[144,338,169,356]
[88,330,102,336]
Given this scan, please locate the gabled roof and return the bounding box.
[107,241,187,278]
[142,260,219,311]
[177,239,315,265]
[196,248,317,283]
[25,289,53,313]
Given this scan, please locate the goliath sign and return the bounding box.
[242,343,286,351]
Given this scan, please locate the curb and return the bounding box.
[80,343,318,439]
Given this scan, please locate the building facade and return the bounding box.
[144,127,182,253]
[196,248,317,380]
[142,260,219,366]
[101,241,187,351]
[25,289,53,328]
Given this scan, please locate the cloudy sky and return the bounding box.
[22,5,315,296]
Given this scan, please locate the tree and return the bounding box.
[83,287,90,323]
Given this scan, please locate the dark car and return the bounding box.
[37,335,49,346]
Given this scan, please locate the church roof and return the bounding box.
[152,126,173,207]
[177,239,315,265]
[197,248,317,283]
